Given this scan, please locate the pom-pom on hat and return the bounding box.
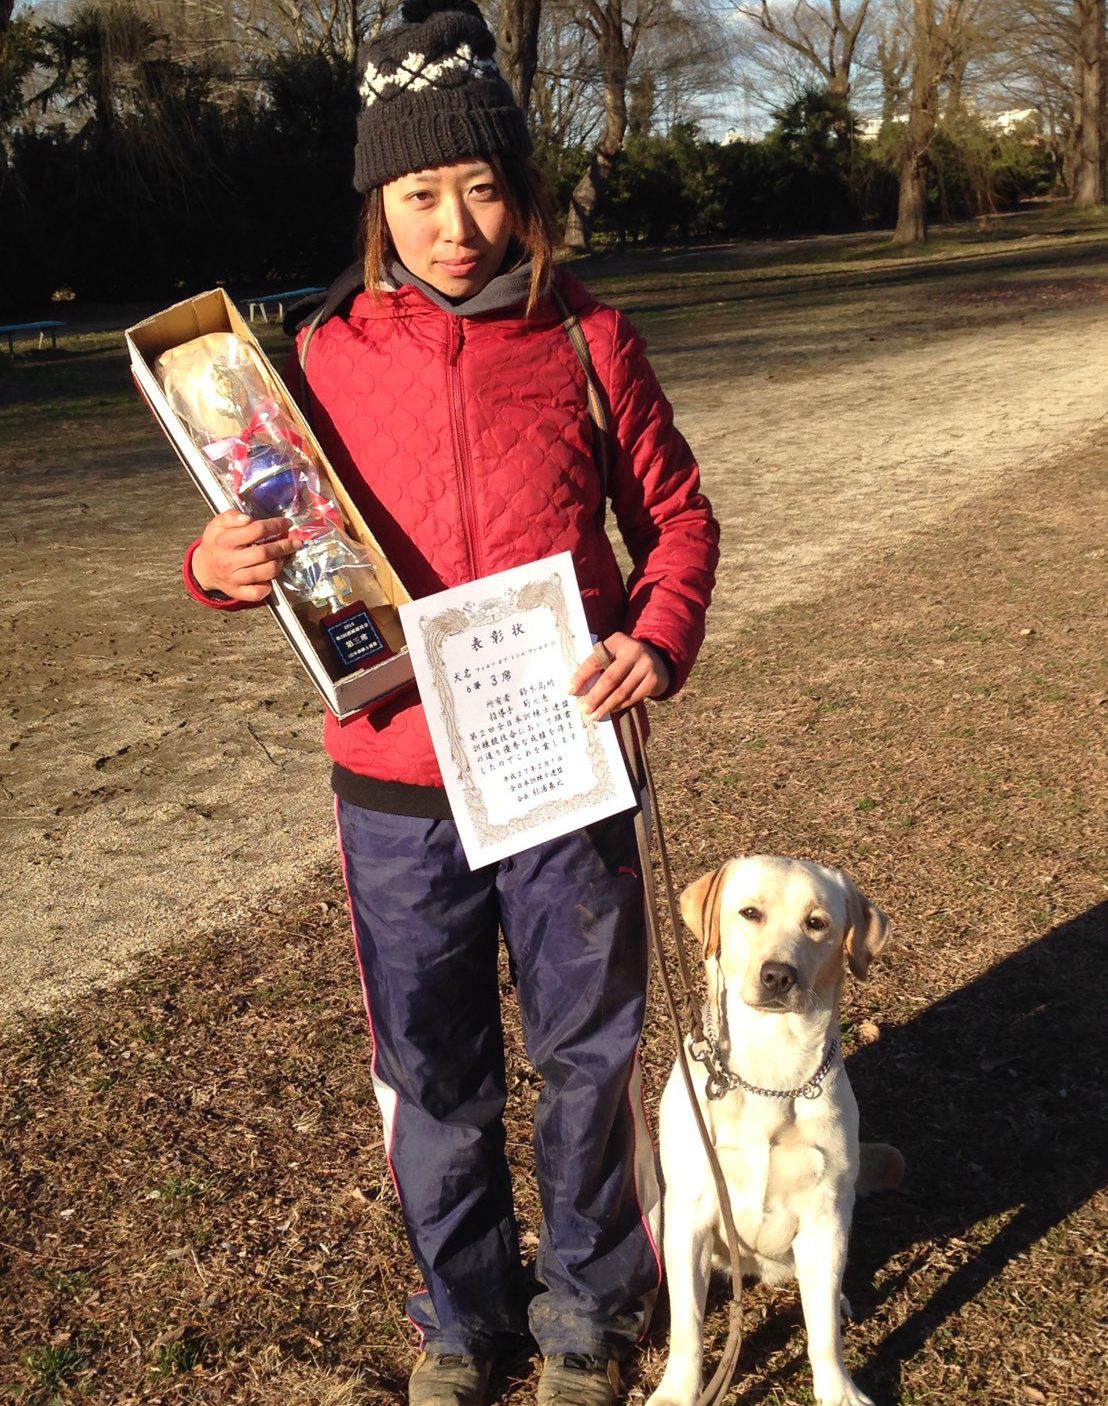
[353,0,532,193]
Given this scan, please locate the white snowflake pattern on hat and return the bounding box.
[359,42,500,107]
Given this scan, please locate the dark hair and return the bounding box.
[361,153,558,316]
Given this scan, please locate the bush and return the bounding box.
[869,111,1056,224]
[0,48,1055,312]
[0,46,361,313]
[578,97,899,247]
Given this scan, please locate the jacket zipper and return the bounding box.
[447,319,483,579]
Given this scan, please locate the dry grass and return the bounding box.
[2,226,1107,1403]
[632,441,1108,1406]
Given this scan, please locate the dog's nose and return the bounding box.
[759,961,798,997]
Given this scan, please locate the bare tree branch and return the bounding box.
[730,0,873,97]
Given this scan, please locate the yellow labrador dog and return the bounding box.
[646,856,900,1406]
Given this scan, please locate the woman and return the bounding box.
[184,4,719,1404]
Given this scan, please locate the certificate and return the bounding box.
[398,553,637,867]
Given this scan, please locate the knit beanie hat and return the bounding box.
[353,0,533,193]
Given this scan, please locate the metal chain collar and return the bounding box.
[693,1000,839,1102]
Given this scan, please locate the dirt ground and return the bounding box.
[3,239,1108,1021]
[2,233,1106,1404]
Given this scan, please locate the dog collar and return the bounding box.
[693,1012,839,1103]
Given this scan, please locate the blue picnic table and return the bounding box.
[0,319,65,355]
[245,287,325,323]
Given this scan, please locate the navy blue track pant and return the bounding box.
[336,798,661,1360]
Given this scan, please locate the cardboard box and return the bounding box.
[127,289,415,719]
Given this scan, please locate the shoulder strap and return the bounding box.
[548,280,613,529]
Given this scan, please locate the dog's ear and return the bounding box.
[680,865,729,960]
[844,882,890,979]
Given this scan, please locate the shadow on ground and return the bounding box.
[643,900,1108,1404]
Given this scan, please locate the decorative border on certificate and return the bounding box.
[399,554,636,867]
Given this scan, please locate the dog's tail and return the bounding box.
[857,1142,906,1194]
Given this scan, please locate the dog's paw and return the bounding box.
[814,1378,874,1406]
[644,1391,695,1406]
[644,1367,701,1406]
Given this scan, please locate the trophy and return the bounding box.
[157,332,395,675]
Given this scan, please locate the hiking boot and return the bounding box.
[537,1354,620,1406]
[408,1352,492,1406]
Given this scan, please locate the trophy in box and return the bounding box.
[157,332,394,676]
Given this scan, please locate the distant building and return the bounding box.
[856,115,888,140]
[987,108,1042,134]
[854,107,1043,141]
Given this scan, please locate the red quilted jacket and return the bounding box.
[188,268,718,791]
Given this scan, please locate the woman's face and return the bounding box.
[381,159,514,299]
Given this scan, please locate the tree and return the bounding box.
[561,0,640,251]
[231,0,379,64]
[629,0,732,134]
[873,5,912,125]
[730,0,874,99]
[34,1,397,80]
[984,1,1071,132]
[559,0,725,251]
[0,3,41,128]
[892,0,978,242]
[496,0,543,112]
[769,84,858,157]
[37,3,166,135]
[0,2,42,197]
[1071,0,1105,206]
[530,6,600,161]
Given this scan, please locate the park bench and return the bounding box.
[0,319,65,355]
[245,287,325,323]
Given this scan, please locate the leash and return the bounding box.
[619,709,745,1406]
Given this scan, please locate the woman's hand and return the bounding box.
[567,632,671,722]
[191,510,297,602]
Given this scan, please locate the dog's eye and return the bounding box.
[805,914,829,932]
[739,906,762,922]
